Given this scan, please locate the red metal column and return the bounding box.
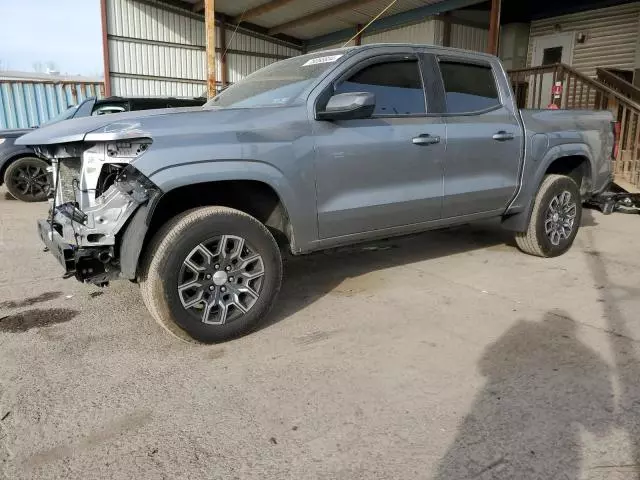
[487,0,501,56]
[220,24,228,88]
[100,0,112,97]
[355,24,363,46]
[205,0,217,98]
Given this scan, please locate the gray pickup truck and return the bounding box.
[18,44,614,343]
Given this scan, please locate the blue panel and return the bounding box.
[307,0,485,49]
[0,80,103,128]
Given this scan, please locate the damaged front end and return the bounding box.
[37,139,159,285]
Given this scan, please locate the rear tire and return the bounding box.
[515,174,582,258]
[140,207,283,343]
[4,157,50,202]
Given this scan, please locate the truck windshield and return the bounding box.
[204,52,347,109]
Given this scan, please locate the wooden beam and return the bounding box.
[487,0,501,55]
[269,0,379,35]
[205,0,216,97]
[233,0,296,24]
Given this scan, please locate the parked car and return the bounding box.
[19,44,614,343]
[0,95,206,202]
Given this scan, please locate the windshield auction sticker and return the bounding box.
[302,55,343,66]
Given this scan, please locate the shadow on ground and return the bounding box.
[432,310,615,479]
[263,221,514,330]
[431,214,640,480]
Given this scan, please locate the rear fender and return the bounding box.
[502,143,593,232]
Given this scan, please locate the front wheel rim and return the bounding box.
[177,235,265,325]
[544,190,577,246]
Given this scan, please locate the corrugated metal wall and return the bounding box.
[0,81,103,129]
[449,23,488,52]
[105,0,300,97]
[362,18,439,44]
[225,31,299,83]
[528,2,640,77]
[309,19,440,53]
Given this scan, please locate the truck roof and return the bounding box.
[314,43,498,61]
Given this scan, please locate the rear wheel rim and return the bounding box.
[177,235,265,325]
[10,163,49,197]
[544,190,577,246]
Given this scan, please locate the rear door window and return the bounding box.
[334,59,426,116]
[439,61,500,114]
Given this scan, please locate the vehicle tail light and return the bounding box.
[612,121,621,159]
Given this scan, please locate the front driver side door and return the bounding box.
[312,53,446,239]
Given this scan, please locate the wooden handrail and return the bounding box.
[596,68,640,103]
[508,63,640,112]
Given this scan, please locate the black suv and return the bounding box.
[0,95,206,202]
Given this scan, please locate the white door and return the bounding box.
[530,33,575,107]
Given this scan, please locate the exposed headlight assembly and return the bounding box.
[85,121,151,142]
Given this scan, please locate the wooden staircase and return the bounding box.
[508,63,640,193]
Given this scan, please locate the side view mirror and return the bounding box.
[316,92,375,121]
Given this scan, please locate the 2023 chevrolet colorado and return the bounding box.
[18,45,614,343]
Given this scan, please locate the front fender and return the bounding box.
[147,160,317,252]
[502,143,594,231]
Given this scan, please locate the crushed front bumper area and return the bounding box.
[37,166,159,285]
[38,219,75,274]
[38,218,121,285]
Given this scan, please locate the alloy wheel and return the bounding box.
[177,235,265,325]
[544,191,577,246]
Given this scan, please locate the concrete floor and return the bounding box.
[1,187,640,479]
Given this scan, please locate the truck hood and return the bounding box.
[1,128,34,138]
[16,106,204,146]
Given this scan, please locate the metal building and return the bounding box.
[101,0,640,98]
[102,0,302,97]
[101,0,505,97]
[0,71,103,129]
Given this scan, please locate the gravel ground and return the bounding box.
[1,187,640,479]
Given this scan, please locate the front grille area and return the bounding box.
[57,158,81,204]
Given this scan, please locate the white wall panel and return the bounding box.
[528,2,640,77]
[362,18,438,44]
[449,23,488,52]
[111,76,205,97]
[227,54,277,84]
[105,0,301,96]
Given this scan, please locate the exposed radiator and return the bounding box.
[56,158,82,204]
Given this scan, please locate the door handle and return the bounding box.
[492,131,515,142]
[412,134,441,146]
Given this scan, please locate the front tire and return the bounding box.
[4,157,50,202]
[140,207,283,343]
[515,174,582,258]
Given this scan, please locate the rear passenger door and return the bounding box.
[436,58,523,218]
